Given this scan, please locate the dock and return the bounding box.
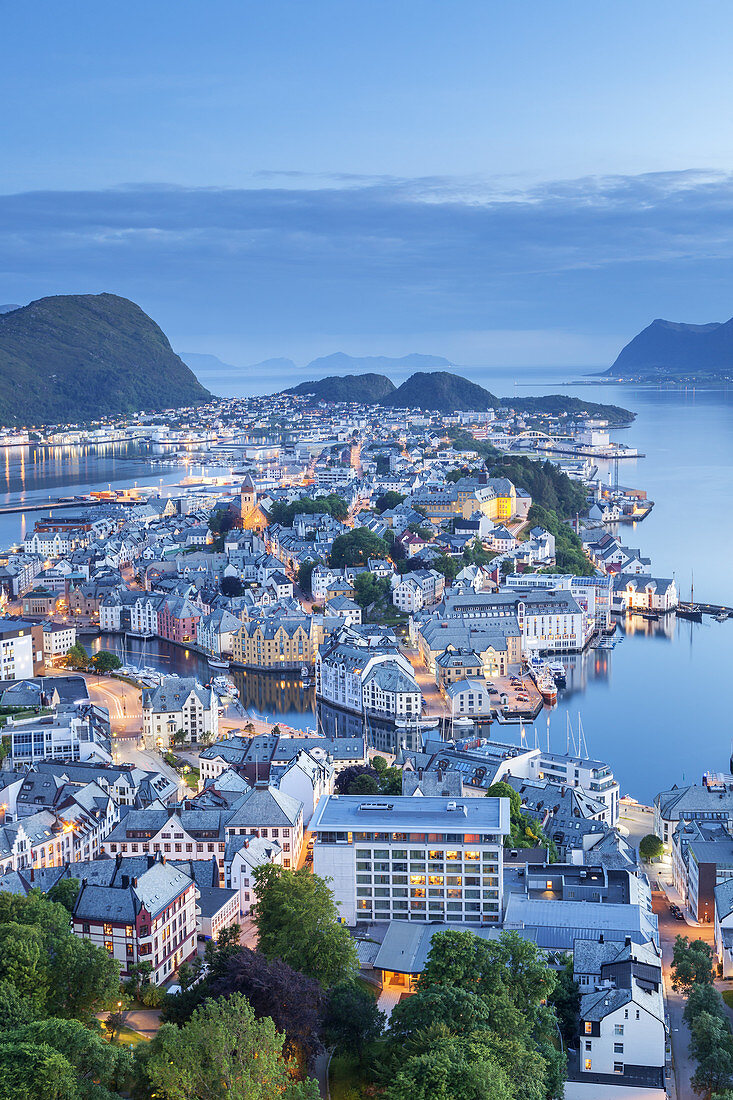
[677,602,732,621]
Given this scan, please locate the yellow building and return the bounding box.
[414,476,517,525]
[232,617,313,669]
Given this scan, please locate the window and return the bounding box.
[103,922,113,936]
[613,1062,624,1075]
[104,940,113,953]
[584,1059,591,1072]
[82,922,90,935]
[584,1022,592,1035]
[614,1024,624,1036]
[585,1041,591,1051]
[126,925,133,938]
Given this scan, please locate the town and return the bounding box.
[0,383,725,1100]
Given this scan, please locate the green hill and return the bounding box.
[284,373,396,403]
[386,371,498,411]
[0,293,213,425]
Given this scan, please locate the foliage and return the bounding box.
[139,993,320,1100]
[431,553,460,583]
[389,372,498,414]
[269,494,348,527]
[527,503,594,575]
[353,571,390,609]
[335,763,402,796]
[671,935,714,994]
[90,651,122,674]
[548,956,581,1043]
[389,986,491,1045]
[64,642,90,670]
[298,560,316,594]
[285,373,396,404]
[507,394,633,425]
[375,491,406,512]
[385,1036,514,1100]
[47,878,80,913]
[330,529,388,567]
[688,1011,733,1097]
[486,782,558,859]
[252,865,358,988]
[220,575,244,596]
[211,947,325,1069]
[639,833,664,861]
[322,981,384,1061]
[0,1018,132,1100]
[0,979,37,1030]
[684,981,727,1027]
[0,292,212,425]
[0,891,121,1022]
[208,507,235,540]
[349,773,381,794]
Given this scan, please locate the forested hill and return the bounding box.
[284,373,397,403]
[605,316,733,380]
[0,293,213,425]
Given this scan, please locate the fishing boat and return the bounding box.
[208,655,229,669]
[212,675,238,697]
[677,573,703,623]
[641,610,659,621]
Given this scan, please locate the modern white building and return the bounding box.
[310,794,510,926]
[0,621,35,680]
[317,632,423,719]
[42,621,77,664]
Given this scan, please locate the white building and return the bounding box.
[0,621,35,680]
[310,794,510,926]
[224,834,283,915]
[42,621,77,664]
[576,937,666,1087]
[274,749,334,827]
[225,782,304,870]
[142,676,219,750]
[317,635,423,719]
[8,711,113,766]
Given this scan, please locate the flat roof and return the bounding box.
[310,793,510,834]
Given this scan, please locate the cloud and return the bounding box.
[1,169,733,365]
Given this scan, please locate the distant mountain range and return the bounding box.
[0,294,213,425]
[606,317,733,379]
[282,368,633,424]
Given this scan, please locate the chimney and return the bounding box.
[599,933,604,944]
[625,935,631,947]
[30,866,34,882]
[121,874,129,888]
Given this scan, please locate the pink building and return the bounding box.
[158,596,200,645]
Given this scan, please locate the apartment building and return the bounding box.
[232,616,313,669]
[0,620,36,680]
[654,781,733,847]
[310,794,510,926]
[104,807,229,881]
[224,783,304,870]
[142,676,218,750]
[72,854,197,985]
[42,620,77,664]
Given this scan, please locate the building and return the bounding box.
[310,793,510,926]
[198,733,366,786]
[104,807,229,880]
[0,620,37,680]
[714,878,733,976]
[142,676,218,750]
[42,621,77,665]
[576,936,665,1088]
[232,616,313,669]
[224,834,283,915]
[654,781,733,848]
[8,709,113,767]
[612,574,678,614]
[316,631,422,718]
[72,853,197,985]
[224,782,304,870]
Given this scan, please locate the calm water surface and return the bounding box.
[7,375,733,799]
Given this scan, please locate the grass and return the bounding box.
[723,991,733,1010]
[183,766,200,790]
[329,1050,368,1100]
[106,1025,148,1048]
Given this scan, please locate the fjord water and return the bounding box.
[8,374,733,800]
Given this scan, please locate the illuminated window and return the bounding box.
[103,922,113,936]
[584,1059,592,1072]
[410,875,426,886]
[584,1022,592,1035]
[126,925,133,937]
[104,941,114,953]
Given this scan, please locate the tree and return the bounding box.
[252,865,358,988]
[639,833,664,862]
[47,877,80,914]
[0,979,37,1031]
[171,728,187,746]
[46,933,122,1022]
[141,993,320,1100]
[0,1019,132,1099]
[371,755,388,774]
[385,1036,514,1100]
[105,1010,125,1043]
[353,571,390,610]
[389,986,491,1047]
[335,764,380,794]
[671,935,714,994]
[127,960,153,998]
[90,650,122,674]
[211,948,325,1068]
[64,642,89,670]
[548,955,580,1043]
[298,560,316,595]
[349,773,380,795]
[689,1011,733,1097]
[684,981,727,1026]
[375,491,406,513]
[220,575,244,597]
[323,980,385,1062]
[330,529,388,567]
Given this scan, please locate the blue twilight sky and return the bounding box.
[3,0,733,376]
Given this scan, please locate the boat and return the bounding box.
[716,611,730,623]
[548,661,566,685]
[208,656,229,669]
[212,675,238,697]
[300,665,312,681]
[641,610,659,621]
[677,606,702,623]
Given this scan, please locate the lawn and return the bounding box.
[723,990,733,1010]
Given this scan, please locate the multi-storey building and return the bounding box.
[310,794,510,926]
[0,619,36,679]
[104,806,229,881]
[224,782,304,870]
[42,620,77,664]
[435,589,588,654]
[142,676,218,750]
[8,710,113,767]
[72,853,197,985]
[232,616,313,669]
[654,780,733,848]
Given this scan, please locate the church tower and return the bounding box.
[240,473,256,514]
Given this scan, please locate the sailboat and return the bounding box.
[677,571,702,623]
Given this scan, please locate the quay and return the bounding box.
[0,496,108,515]
[677,601,732,620]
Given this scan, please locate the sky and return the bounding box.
[3,0,733,377]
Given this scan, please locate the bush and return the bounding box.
[140,984,165,1008]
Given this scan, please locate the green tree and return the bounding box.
[0,1043,78,1100]
[0,979,37,1030]
[671,935,715,994]
[375,491,406,513]
[141,993,320,1099]
[386,1036,513,1100]
[64,642,89,670]
[330,529,388,567]
[323,981,385,1062]
[349,773,380,795]
[47,877,80,913]
[46,933,122,1022]
[252,866,358,988]
[684,981,727,1026]
[298,560,316,595]
[548,955,580,1044]
[689,1011,733,1097]
[0,1019,132,1100]
[389,986,491,1046]
[220,575,244,597]
[639,833,664,862]
[371,755,388,774]
[353,571,390,610]
[90,650,122,674]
